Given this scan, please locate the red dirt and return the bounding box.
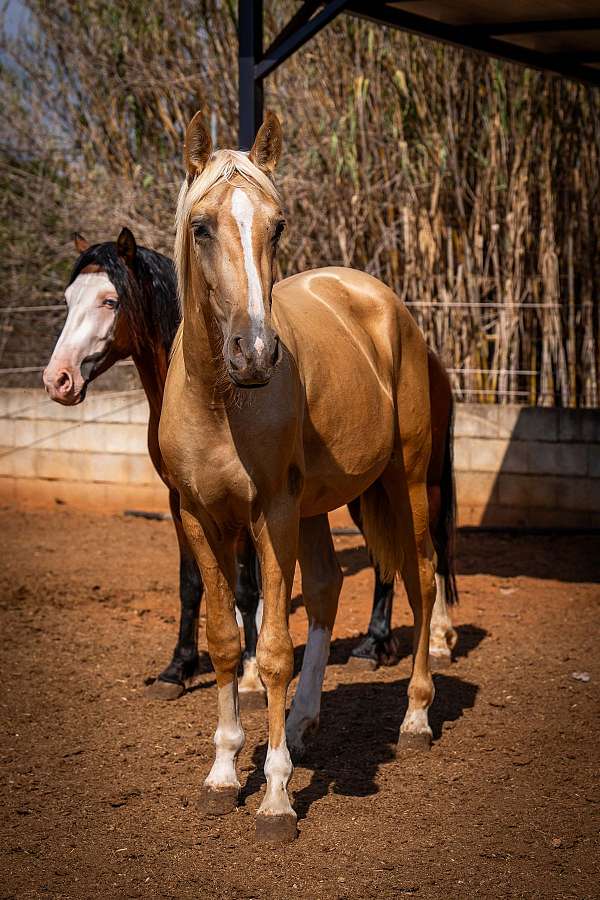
[1,504,599,899]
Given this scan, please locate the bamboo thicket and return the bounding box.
[1,2,598,406]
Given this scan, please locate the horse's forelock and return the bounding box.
[174,149,281,310]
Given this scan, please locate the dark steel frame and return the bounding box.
[238,0,600,148]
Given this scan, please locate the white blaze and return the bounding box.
[231,187,264,330]
[49,272,118,371]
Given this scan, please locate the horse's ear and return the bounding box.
[116,227,137,267]
[184,111,213,184]
[72,232,89,254]
[249,112,282,174]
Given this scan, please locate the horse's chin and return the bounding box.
[50,383,88,406]
[227,373,271,390]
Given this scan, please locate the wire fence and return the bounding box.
[0,298,597,405]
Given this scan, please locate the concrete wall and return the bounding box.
[1,389,598,527]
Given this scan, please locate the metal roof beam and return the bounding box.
[254,0,349,80]
[460,17,600,37]
[346,2,600,87]
[264,1,324,56]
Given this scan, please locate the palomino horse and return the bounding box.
[43,230,459,699]
[159,112,441,843]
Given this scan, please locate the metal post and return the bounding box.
[238,0,263,150]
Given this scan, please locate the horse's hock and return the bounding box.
[0,388,599,529]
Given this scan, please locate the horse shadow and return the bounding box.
[240,672,479,820]
[336,544,371,577]
[291,622,487,674]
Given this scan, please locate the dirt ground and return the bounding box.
[0,504,599,900]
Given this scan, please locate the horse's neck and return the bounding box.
[181,287,227,403]
[132,342,168,420]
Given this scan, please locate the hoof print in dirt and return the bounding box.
[198,785,239,817]
[397,731,432,753]
[255,812,298,844]
[239,690,267,711]
[144,678,185,701]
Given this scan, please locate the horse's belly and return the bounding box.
[299,400,394,516]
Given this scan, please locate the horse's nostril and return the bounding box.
[56,371,73,394]
[230,335,251,363]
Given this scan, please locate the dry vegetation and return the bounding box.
[1,1,599,405]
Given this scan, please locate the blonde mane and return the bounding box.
[174,149,281,310]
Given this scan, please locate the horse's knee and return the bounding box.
[256,627,294,686]
[207,629,241,677]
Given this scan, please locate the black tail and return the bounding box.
[433,398,459,606]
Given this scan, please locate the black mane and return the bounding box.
[69,241,180,355]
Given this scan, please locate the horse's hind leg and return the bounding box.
[347,498,396,670]
[377,465,436,751]
[147,490,205,700]
[397,478,437,751]
[286,514,343,758]
[235,532,266,709]
[429,574,457,669]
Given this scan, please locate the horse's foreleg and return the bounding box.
[235,532,265,708]
[147,490,205,700]
[286,514,342,758]
[181,510,244,815]
[254,500,298,844]
[429,574,458,670]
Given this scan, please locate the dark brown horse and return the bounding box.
[42,229,215,698]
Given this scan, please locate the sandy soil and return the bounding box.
[0,505,599,899]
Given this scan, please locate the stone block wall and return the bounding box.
[1,390,598,527]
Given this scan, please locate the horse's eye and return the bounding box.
[273,220,285,244]
[103,298,119,310]
[193,223,211,241]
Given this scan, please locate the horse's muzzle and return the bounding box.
[225,330,281,388]
[42,366,86,405]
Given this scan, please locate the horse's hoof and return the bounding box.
[429,652,452,671]
[145,678,185,701]
[397,731,432,753]
[255,812,298,844]
[239,689,267,711]
[347,654,378,672]
[198,785,239,817]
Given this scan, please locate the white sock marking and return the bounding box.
[430,573,456,655]
[205,681,245,790]
[231,187,264,329]
[238,655,264,694]
[258,741,295,818]
[400,707,432,736]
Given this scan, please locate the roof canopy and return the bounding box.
[238,1,600,146]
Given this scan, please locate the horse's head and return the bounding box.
[177,112,285,388]
[43,228,137,404]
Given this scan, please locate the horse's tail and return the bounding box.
[359,479,406,585]
[433,398,459,606]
